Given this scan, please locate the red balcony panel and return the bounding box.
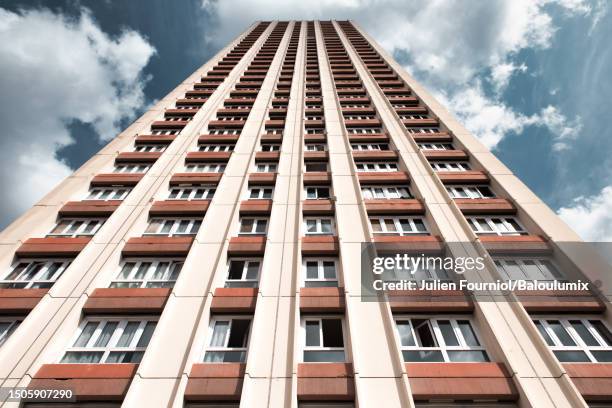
[347,133,389,143]
[565,363,612,401]
[207,120,246,129]
[265,119,285,128]
[352,151,398,161]
[302,199,335,215]
[164,108,199,115]
[344,119,382,127]
[122,236,194,257]
[29,364,137,401]
[516,290,605,313]
[149,200,210,216]
[357,171,409,185]
[16,237,91,257]
[301,236,339,256]
[303,151,329,162]
[480,235,551,255]
[411,132,452,143]
[115,152,161,163]
[394,106,428,115]
[83,288,171,314]
[248,173,277,186]
[211,288,258,313]
[364,199,424,215]
[303,172,332,185]
[227,236,266,256]
[185,151,232,162]
[91,173,143,187]
[454,198,515,214]
[437,170,489,184]
[423,150,469,161]
[151,120,187,129]
[402,118,439,127]
[255,151,280,162]
[185,363,245,402]
[304,134,327,143]
[176,98,208,106]
[0,288,48,314]
[406,362,518,401]
[341,107,376,115]
[260,134,284,143]
[387,96,418,104]
[304,120,325,128]
[239,199,273,215]
[388,289,473,313]
[297,363,355,401]
[135,134,177,144]
[372,235,444,254]
[198,134,240,144]
[300,287,345,312]
[170,173,222,185]
[59,200,122,217]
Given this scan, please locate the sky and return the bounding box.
[0,0,611,241]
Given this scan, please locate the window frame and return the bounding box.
[417,143,453,150]
[184,163,226,173]
[247,186,274,200]
[466,216,527,236]
[225,258,262,288]
[304,186,331,200]
[355,162,398,172]
[110,259,184,289]
[238,217,269,235]
[168,185,216,200]
[113,163,151,173]
[369,216,428,236]
[430,161,470,172]
[301,316,347,363]
[255,162,278,173]
[493,258,564,281]
[86,187,131,201]
[302,258,339,287]
[198,144,234,152]
[133,144,166,153]
[0,318,22,347]
[446,185,495,199]
[144,217,202,236]
[361,185,411,200]
[303,217,336,235]
[47,218,105,238]
[203,316,252,363]
[0,259,72,289]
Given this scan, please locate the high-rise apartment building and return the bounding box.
[0,20,610,408]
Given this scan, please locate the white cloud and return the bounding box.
[490,62,527,93]
[558,186,612,241]
[0,7,155,227]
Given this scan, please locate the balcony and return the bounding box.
[170,173,222,185]
[16,237,91,257]
[122,236,194,257]
[59,200,122,217]
[437,170,489,184]
[240,199,273,215]
[149,200,210,216]
[185,363,245,402]
[357,171,409,184]
[300,287,345,312]
[455,198,515,214]
[210,288,258,313]
[297,363,355,401]
[83,288,171,314]
[91,173,143,186]
[364,199,424,215]
[186,151,232,162]
[301,236,339,255]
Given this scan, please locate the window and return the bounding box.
[1,259,71,289]
[305,186,331,200]
[355,162,398,172]
[87,187,131,201]
[185,163,226,173]
[431,162,470,171]
[144,218,202,236]
[407,127,439,134]
[305,143,326,152]
[208,129,240,135]
[48,218,105,237]
[299,404,354,408]
[305,162,328,172]
[239,217,268,235]
[401,114,429,120]
[168,185,216,200]
[446,185,495,199]
[395,317,488,362]
[151,129,179,135]
[369,216,428,235]
[60,318,157,364]
[134,144,166,153]
[347,127,382,134]
[0,319,21,347]
[302,317,345,362]
[225,259,261,288]
[303,258,338,287]
[248,187,273,199]
[388,262,451,282]
[204,317,252,363]
[265,128,283,135]
[110,259,183,288]
[305,128,324,135]
[304,217,335,235]
[417,143,453,150]
[361,186,411,199]
[351,143,389,151]
[255,163,277,173]
[113,164,150,173]
[261,143,280,152]
[198,144,234,152]
[467,216,526,236]
[533,318,612,363]
[494,258,564,281]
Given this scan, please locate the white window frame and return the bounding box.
[247,187,274,199]
[0,318,22,347]
[151,129,179,135]
[369,216,428,235]
[48,218,105,238]
[351,143,389,151]
[203,316,252,363]
[394,316,489,363]
[467,216,527,236]
[144,218,202,236]
[60,317,157,364]
[305,143,327,152]
[347,127,382,134]
[446,185,495,199]
[208,129,241,135]
[255,162,278,173]
[417,143,453,150]
[113,163,151,173]
[0,259,71,289]
[407,127,439,134]
[400,114,429,120]
[493,258,564,281]
[304,186,331,200]
[430,161,470,171]
[260,143,281,152]
[86,187,131,201]
[304,162,329,172]
[533,317,612,363]
[303,217,335,235]
[110,259,184,288]
[238,217,268,235]
[134,144,166,153]
[302,258,338,287]
[198,144,234,152]
[301,316,347,363]
[185,163,226,173]
[355,162,398,172]
[168,185,216,200]
[225,258,261,288]
[361,185,411,200]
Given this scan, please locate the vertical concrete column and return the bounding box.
[315,21,412,408]
[336,20,587,408]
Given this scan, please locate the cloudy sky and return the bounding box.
[0,0,610,240]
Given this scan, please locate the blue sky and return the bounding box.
[0,0,610,240]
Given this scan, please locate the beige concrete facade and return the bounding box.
[0,20,610,408]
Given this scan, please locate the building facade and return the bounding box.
[0,20,611,408]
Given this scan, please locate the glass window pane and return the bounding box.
[570,320,599,346]
[402,350,444,362]
[306,262,319,279]
[322,319,343,348]
[438,320,459,346]
[458,320,480,346]
[227,320,250,348]
[414,320,437,347]
[73,322,98,347]
[553,350,590,362]
[94,322,118,347]
[591,320,612,346]
[447,350,489,362]
[228,261,245,280]
[534,321,555,346]
[245,262,259,280]
[323,262,336,279]
[136,322,157,347]
[305,321,320,347]
[210,321,229,347]
[116,322,140,347]
[548,321,576,346]
[397,321,415,347]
